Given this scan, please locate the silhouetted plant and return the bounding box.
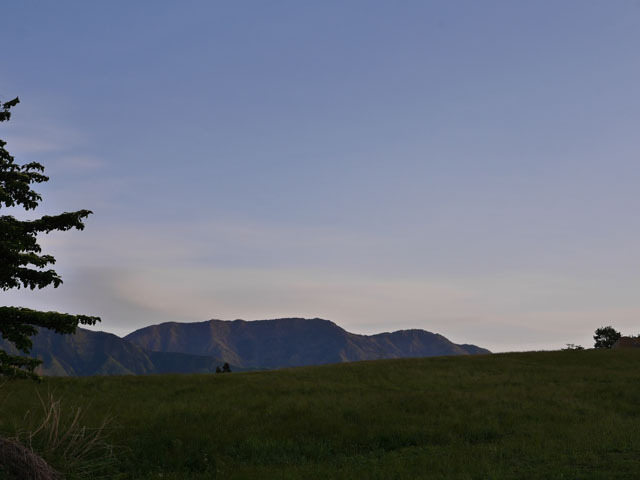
[0,97,99,379]
[222,363,231,373]
[593,326,621,349]
[3,392,119,479]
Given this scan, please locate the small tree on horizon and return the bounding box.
[0,97,100,379]
[593,326,621,349]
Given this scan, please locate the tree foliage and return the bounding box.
[593,326,621,349]
[0,97,99,379]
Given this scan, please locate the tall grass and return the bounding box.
[2,391,120,479]
[2,349,640,479]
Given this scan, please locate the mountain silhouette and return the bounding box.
[0,318,489,376]
[125,317,489,369]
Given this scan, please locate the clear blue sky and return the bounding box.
[2,1,640,351]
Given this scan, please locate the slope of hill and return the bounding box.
[0,328,232,376]
[2,350,640,479]
[125,317,490,368]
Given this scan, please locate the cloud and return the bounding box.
[37,218,383,271]
[5,257,640,352]
[53,155,106,172]
[10,216,640,352]
[4,136,61,155]
[3,103,106,175]
[1,264,482,338]
[5,116,83,156]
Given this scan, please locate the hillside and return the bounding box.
[1,350,639,479]
[125,317,490,368]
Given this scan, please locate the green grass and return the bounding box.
[1,349,640,479]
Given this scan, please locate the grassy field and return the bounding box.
[1,349,640,479]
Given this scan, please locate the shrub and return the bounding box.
[593,326,621,349]
[9,392,120,479]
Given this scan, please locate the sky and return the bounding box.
[1,1,640,352]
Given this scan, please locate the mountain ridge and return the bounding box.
[0,318,490,376]
[125,317,490,369]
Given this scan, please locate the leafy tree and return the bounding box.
[0,97,99,379]
[593,326,621,349]
[222,362,231,373]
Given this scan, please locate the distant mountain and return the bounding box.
[0,318,489,376]
[125,318,490,369]
[0,328,233,376]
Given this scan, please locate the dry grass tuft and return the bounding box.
[11,391,119,479]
